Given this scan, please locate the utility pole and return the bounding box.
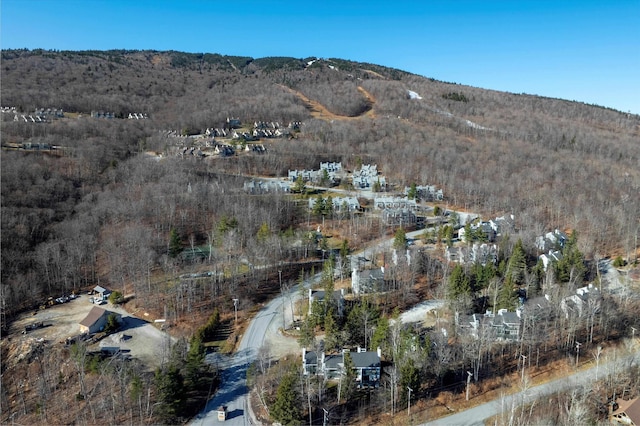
[407,386,413,418]
[232,298,238,324]
[466,371,473,400]
[575,341,582,366]
[279,269,285,327]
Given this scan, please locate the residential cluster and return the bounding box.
[302,347,382,388]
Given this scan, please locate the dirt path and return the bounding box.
[280,85,376,121]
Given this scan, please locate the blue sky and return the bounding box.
[2,0,639,114]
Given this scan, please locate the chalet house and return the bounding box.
[459,309,521,341]
[382,209,417,227]
[458,222,497,242]
[308,288,345,317]
[352,164,385,190]
[302,347,382,388]
[539,250,563,271]
[404,185,444,201]
[288,169,319,182]
[446,243,498,266]
[79,306,119,334]
[244,179,290,194]
[560,284,601,319]
[535,229,568,252]
[308,196,360,213]
[374,197,418,211]
[491,309,522,340]
[489,214,516,236]
[226,117,242,129]
[320,162,342,173]
[352,267,385,295]
[611,397,640,425]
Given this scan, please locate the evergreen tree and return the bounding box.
[298,315,316,348]
[324,196,334,216]
[271,372,300,425]
[506,239,527,286]
[407,183,418,200]
[497,274,518,310]
[292,175,306,193]
[324,311,339,351]
[169,228,182,258]
[340,352,357,402]
[370,316,390,356]
[312,194,325,216]
[448,264,471,299]
[399,358,420,407]
[257,222,270,243]
[154,364,186,422]
[320,168,330,186]
[555,231,585,284]
[393,227,407,250]
[185,334,206,390]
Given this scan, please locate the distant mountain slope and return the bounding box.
[1,49,639,254]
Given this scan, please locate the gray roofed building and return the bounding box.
[302,347,382,387]
[352,267,385,295]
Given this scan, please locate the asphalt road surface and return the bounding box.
[421,347,639,426]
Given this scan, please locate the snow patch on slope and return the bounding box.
[408,90,423,100]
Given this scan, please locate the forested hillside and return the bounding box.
[2,49,638,316]
[1,49,639,423]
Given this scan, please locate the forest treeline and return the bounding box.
[2,48,639,321]
[1,48,639,423]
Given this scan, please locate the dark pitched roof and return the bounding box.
[351,351,380,369]
[305,350,318,365]
[79,306,108,328]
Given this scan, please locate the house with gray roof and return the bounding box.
[351,267,385,295]
[302,347,382,387]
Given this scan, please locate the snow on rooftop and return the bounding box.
[408,90,423,100]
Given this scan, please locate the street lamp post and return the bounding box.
[466,371,473,400]
[520,355,527,382]
[575,341,582,366]
[407,386,413,418]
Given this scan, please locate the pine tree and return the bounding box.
[257,222,270,242]
[324,311,339,351]
[340,352,356,402]
[407,183,418,200]
[497,274,518,310]
[169,228,182,258]
[271,372,300,425]
[393,227,407,249]
[448,264,471,299]
[292,175,306,193]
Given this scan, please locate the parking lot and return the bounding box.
[9,295,175,370]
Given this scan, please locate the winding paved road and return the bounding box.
[421,347,639,426]
[191,274,320,425]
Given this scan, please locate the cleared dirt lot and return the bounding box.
[8,295,175,370]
